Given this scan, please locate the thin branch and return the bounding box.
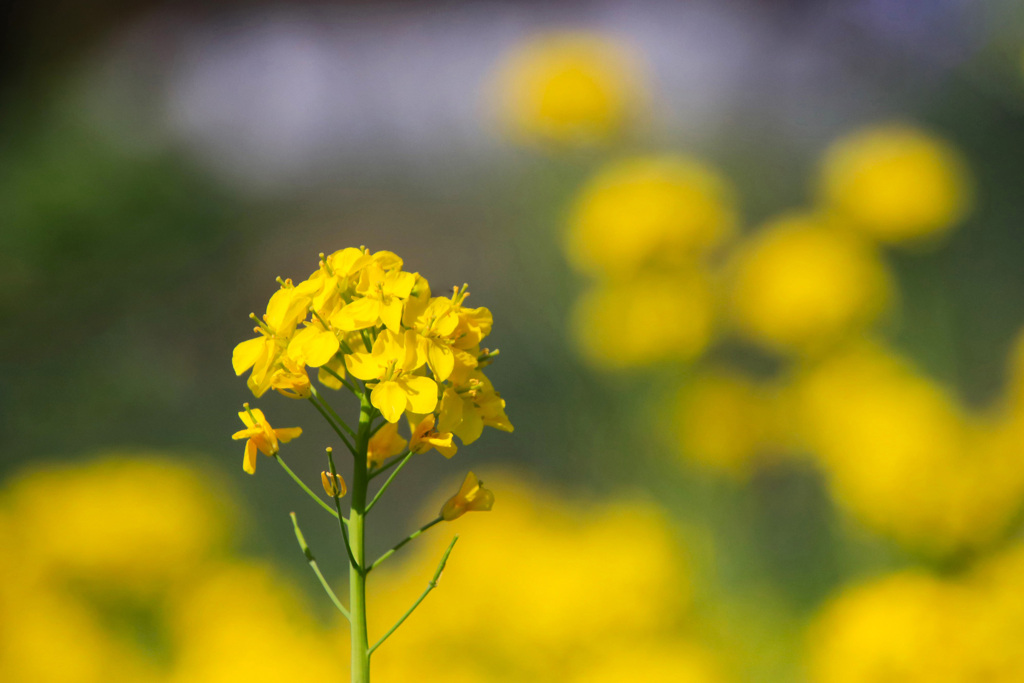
[326,448,362,573]
[274,455,348,525]
[310,384,357,438]
[290,512,351,621]
[369,535,458,655]
[365,451,414,514]
[368,449,411,480]
[367,517,442,573]
[319,363,360,396]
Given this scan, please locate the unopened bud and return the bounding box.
[321,471,347,498]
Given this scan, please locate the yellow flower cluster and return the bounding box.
[489,31,647,148]
[807,543,1024,682]
[232,247,512,442]
[562,122,1024,556]
[0,455,337,683]
[366,474,731,683]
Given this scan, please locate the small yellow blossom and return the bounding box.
[332,262,416,333]
[346,330,439,423]
[412,297,460,381]
[231,406,302,474]
[232,279,316,397]
[367,421,409,468]
[489,31,647,147]
[439,372,513,445]
[440,472,494,521]
[409,414,457,458]
[320,471,347,498]
[728,213,891,353]
[819,123,971,243]
[566,155,736,277]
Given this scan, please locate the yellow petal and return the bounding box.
[243,439,258,475]
[384,270,415,298]
[466,486,494,512]
[304,330,340,367]
[332,297,380,331]
[438,389,464,433]
[274,427,302,443]
[372,381,408,423]
[380,299,404,333]
[427,342,455,382]
[345,352,384,381]
[401,375,439,415]
[453,407,484,445]
[232,337,266,375]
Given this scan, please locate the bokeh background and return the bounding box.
[4,1,1024,681]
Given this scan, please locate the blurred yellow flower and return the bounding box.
[819,123,971,243]
[572,269,715,368]
[368,475,711,682]
[440,472,494,521]
[6,455,230,592]
[728,213,892,353]
[231,406,302,474]
[806,572,972,683]
[793,342,1024,555]
[166,562,338,683]
[674,369,777,479]
[489,31,646,147]
[566,156,736,277]
[568,640,730,683]
[808,544,1024,683]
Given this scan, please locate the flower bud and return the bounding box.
[321,471,347,498]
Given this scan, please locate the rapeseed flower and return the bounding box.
[728,213,891,353]
[231,406,302,474]
[572,270,715,368]
[793,342,1024,555]
[674,369,778,479]
[409,414,457,458]
[819,123,971,243]
[233,247,512,438]
[489,31,647,147]
[367,421,409,468]
[440,472,494,521]
[566,156,736,277]
[7,455,230,592]
[346,330,439,422]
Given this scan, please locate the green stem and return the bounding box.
[320,363,360,396]
[349,390,373,683]
[307,393,357,456]
[365,451,414,513]
[367,517,443,573]
[369,535,458,655]
[289,512,350,621]
[274,455,348,525]
[327,448,362,573]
